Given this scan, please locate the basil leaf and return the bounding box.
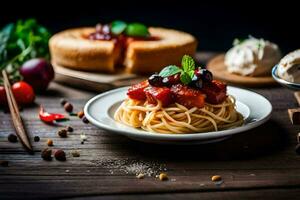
[181,55,195,72]
[111,20,127,35]
[180,72,192,85]
[125,23,149,37]
[159,65,182,77]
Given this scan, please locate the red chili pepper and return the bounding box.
[39,106,68,124]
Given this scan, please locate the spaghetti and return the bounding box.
[114,95,244,134]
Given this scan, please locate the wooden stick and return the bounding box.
[2,70,33,153]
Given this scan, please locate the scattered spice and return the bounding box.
[0,160,9,167]
[82,116,89,124]
[60,98,67,106]
[136,173,145,179]
[64,102,73,113]
[47,139,53,146]
[80,133,87,144]
[41,148,52,161]
[295,144,300,155]
[77,111,84,118]
[71,150,80,157]
[159,173,168,181]
[65,169,70,173]
[57,129,68,138]
[91,158,166,177]
[8,134,18,143]
[66,126,74,132]
[54,149,66,161]
[211,175,222,182]
[34,136,40,142]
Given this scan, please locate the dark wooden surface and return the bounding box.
[1,53,300,199]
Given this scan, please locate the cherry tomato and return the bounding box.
[0,85,7,105]
[12,81,35,105]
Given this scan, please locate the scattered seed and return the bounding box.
[159,173,168,181]
[77,111,84,118]
[136,173,145,179]
[64,102,73,113]
[0,160,9,167]
[65,169,70,173]
[41,148,52,161]
[54,149,66,161]
[211,175,222,182]
[8,134,17,143]
[297,132,300,143]
[47,139,53,146]
[82,116,89,124]
[57,129,68,138]
[60,98,67,106]
[80,133,87,143]
[34,136,40,142]
[71,150,80,157]
[295,144,300,155]
[66,126,74,132]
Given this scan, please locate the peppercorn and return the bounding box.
[60,98,67,106]
[71,150,80,157]
[34,136,40,142]
[82,116,89,124]
[57,129,68,138]
[8,134,17,143]
[77,111,84,119]
[64,102,73,113]
[54,149,66,161]
[41,148,52,161]
[66,126,74,132]
[47,139,53,146]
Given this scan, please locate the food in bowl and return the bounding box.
[277,49,300,83]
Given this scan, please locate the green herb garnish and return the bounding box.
[159,55,198,85]
[125,23,149,37]
[0,19,51,83]
[110,21,149,37]
[111,20,127,35]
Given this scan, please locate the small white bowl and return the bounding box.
[272,65,300,90]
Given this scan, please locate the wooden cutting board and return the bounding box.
[53,62,145,92]
[207,54,276,87]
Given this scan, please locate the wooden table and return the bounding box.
[1,53,300,199]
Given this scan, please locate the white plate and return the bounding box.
[84,86,272,145]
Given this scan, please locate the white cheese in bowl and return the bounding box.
[277,49,300,83]
[225,37,281,76]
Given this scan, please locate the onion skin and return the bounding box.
[20,58,54,92]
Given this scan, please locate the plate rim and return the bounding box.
[84,86,272,141]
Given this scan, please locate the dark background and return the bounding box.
[1,0,299,53]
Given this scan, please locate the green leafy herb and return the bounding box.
[158,55,198,85]
[0,19,50,83]
[181,55,195,72]
[111,20,127,35]
[180,72,192,85]
[125,23,149,37]
[159,65,182,77]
